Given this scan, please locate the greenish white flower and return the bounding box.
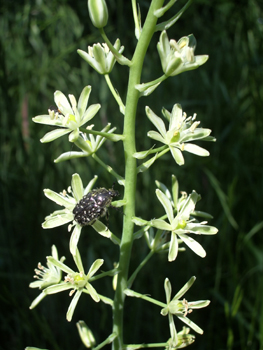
[78,40,124,74]
[157,31,208,77]
[162,277,210,348]
[30,248,104,322]
[42,173,117,255]
[146,104,215,165]
[29,245,65,290]
[151,183,218,261]
[42,173,98,255]
[33,86,100,143]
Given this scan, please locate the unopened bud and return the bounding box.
[88,0,108,28]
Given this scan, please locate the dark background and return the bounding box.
[1,0,263,349]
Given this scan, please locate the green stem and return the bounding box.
[136,73,167,92]
[124,288,166,308]
[111,1,165,349]
[99,28,132,66]
[104,74,125,114]
[79,126,124,142]
[92,154,124,184]
[127,250,154,288]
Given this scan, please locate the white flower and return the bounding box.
[33,86,100,143]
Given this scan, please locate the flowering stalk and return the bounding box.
[29,0,216,349]
[111,1,165,348]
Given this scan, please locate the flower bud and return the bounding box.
[88,0,108,28]
[76,321,96,348]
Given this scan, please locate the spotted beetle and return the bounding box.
[73,186,119,226]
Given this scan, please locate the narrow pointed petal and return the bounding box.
[146,106,167,137]
[81,104,101,126]
[85,283,100,302]
[178,234,206,258]
[71,173,84,201]
[170,146,184,165]
[183,143,210,156]
[78,86,91,118]
[67,289,82,321]
[44,189,75,207]
[87,259,104,278]
[173,276,196,300]
[54,90,73,116]
[40,128,71,143]
[168,232,178,261]
[156,189,174,223]
[70,225,82,256]
[177,315,204,334]
[42,213,73,228]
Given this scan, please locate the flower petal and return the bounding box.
[151,219,172,231]
[147,130,166,143]
[170,146,184,165]
[85,283,100,302]
[40,128,71,143]
[146,106,167,137]
[187,223,218,235]
[156,189,174,223]
[173,276,196,300]
[54,90,73,116]
[80,104,101,126]
[42,213,73,228]
[71,173,84,201]
[168,231,178,261]
[67,289,82,321]
[183,143,210,156]
[87,259,104,278]
[178,234,206,258]
[33,115,63,126]
[44,189,75,207]
[177,315,204,334]
[78,86,91,119]
[70,225,82,256]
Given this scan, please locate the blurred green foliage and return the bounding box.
[0,0,263,349]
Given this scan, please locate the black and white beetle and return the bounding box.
[73,186,119,226]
